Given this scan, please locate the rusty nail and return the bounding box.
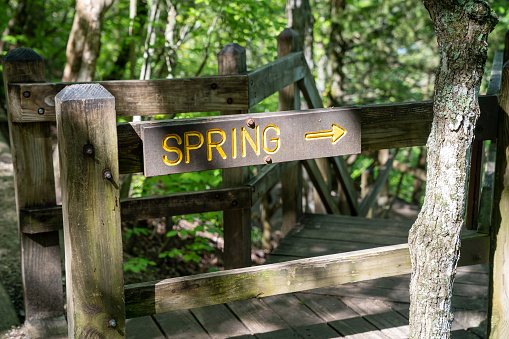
[83,144,94,157]
[263,155,272,164]
[102,169,113,180]
[23,91,31,98]
[38,108,45,115]
[227,98,233,104]
[232,200,238,207]
[246,118,255,128]
[211,83,218,89]
[107,318,117,328]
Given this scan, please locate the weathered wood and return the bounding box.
[153,310,210,339]
[488,62,509,338]
[487,50,504,96]
[247,52,306,107]
[115,97,498,174]
[219,43,252,269]
[23,316,68,339]
[477,142,496,234]
[227,298,288,334]
[20,186,252,234]
[56,84,125,338]
[465,140,484,230]
[329,156,360,215]
[191,304,251,338]
[248,161,298,204]
[262,294,322,327]
[302,159,341,215]
[124,233,488,318]
[279,28,302,236]
[10,75,248,122]
[297,60,323,110]
[126,316,164,339]
[1,48,65,325]
[358,156,394,217]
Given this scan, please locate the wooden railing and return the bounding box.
[2,27,507,338]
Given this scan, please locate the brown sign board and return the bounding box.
[141,108,361,177]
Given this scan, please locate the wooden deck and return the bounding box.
[126,214,488,339]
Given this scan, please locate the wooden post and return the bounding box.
[56,84,125,338]
[218,43,251,269]
[488,61,509,338]
[278,28,303,236]
[1,48,66,334]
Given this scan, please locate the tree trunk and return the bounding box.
[408,2,497,338]
[63,0,113,82]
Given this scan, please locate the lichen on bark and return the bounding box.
[409,1,497,338]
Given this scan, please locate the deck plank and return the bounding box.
[154,309,210,339]
[329,317,387,338]
[126,316,165,339]
[191,304,251,339]
[227,298,288,334]
[292,323,341,338]
[261,294,323,327]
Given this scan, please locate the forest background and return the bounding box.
[1,0,509,298]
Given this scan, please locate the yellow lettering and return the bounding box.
[184,131,204,164]
[162,134,183,166]
[207,129,227,161]
[232,128,237,159]
[241,126,260,157]
[263,125,280,154]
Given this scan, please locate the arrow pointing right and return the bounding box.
[305,124,347,144]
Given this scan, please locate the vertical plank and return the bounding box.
[56,84,125,338]
[488,62,509,338]
[465,140,483,230]
[278,28,303,236]
[1,48,65,328]
[218,43,252,269]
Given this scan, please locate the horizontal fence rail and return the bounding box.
[124,232,489,318]
[117,96,498,174]
[8,52,306,123]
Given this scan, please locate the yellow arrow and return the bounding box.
[305,124,347,144]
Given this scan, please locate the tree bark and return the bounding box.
[409,2,497,338]
[63,0,113,82]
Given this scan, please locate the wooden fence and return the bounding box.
[2,28,508,338]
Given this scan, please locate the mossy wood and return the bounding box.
[56,84,125,338]
[124,233,489,318]
[1,48,65,328]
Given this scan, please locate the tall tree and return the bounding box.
[63,0,113,82]
[408,1,497,338]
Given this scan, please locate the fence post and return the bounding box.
[278,28,303,235]
[1,48,65,334]
[55,84,125,338]
[218,43,251,269]
[488,57,509,338]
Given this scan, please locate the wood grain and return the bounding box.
[20,186,252,234]
[56,84,125,338]
[2,48,65,324]
[124,232,488,319]
[11,75,249,122]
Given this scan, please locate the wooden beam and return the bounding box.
[279,28,302,236]
[488,60,509,338]
[2,48,65,328]
[218,43,252,270]
[124,233,489,318]
[329,157,359,215]
[9,75,249,122]
[477,142,496,234]
[358,156,394,217]
[116,97,499,175]
[247,52,306,107]
[20,187,252,234]
[487,50,504,96]
[248,161,298,204]
[56,84,125,338]
[302,159,341,215]
[297,62,323,109]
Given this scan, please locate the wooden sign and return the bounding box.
[141,108,361,177]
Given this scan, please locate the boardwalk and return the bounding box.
[127,214,488,339]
